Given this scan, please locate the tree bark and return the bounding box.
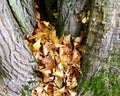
[57,0,87,38]
[0,0,120,96]
[0,0,38,96]
[76,0,120,96]
[57,0,120,95]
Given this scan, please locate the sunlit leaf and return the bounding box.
[36,11,40,22]
[33,39,41,51]
[68,77,78,89]
[69,90,77,96]
[53,87,66,96]
[43,21,50,27]
[82,17,87,23]
[53,67,64,78]
[74,36,82,47]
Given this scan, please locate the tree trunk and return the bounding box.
[57,0,120,96]
[0,0,120,96]
[0,0,38,96]
[57,0,87,38]
[76,0,120,96]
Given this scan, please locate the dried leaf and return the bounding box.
[54,77,63,88]
[69,90,77,96]
[60,54,72,64]
[49,30,59,44]
[53,67,64,78]
[72,49,81,64]
[68,77,78,89]
[36,11,40,22]
[40,69,51,76]
[33,39,41,51]
[53,87,66,96]
[42,56,55,70]
[74,36,82,47]
[63,34,71,44]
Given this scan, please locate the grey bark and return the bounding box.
[0,0,38,96]
[57,0,87,38]
[57,0,120,95]
[77,0,120,95]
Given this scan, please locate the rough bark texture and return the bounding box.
[0,0,38,96]
[57,0,120,95]
[8,0,36,33]
[57,0,87,38]
[77,0,120,95]
[0,0,120,96]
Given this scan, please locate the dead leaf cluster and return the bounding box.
[25,5,85,96]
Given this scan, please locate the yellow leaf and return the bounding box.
[87,10,90,16]
[43,21,49,27]
[53,67,64,78]
[82,17,87,23]
[36,11,40,22]
[32,94,37,96]
[69,77,78,89]
[54,87,66,96]
[69,90,77,96]
[49,30,59,44]
[33,39,41,51]
[74,36,82,47]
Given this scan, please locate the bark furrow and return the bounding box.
[0,0,38,95]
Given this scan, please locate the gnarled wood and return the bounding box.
[0,0,38,95]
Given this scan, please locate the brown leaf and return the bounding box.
[72,49,81,64]
[42,55,56,70]
[59,44,72,56]
[63,34,71,44]
[74,36,83,48]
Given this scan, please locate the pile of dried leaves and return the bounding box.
[25,6,85,96]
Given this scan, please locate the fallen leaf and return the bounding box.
[63,34,71,44]
[43,21,50,27]
[53,67,64,78]
[42,55,55,70]
[54,77,63,88]
[53,87,66,96]
[72,49,81,64]
[69,90,77,96]
[33,39,41,51]
[69,77,78,89]
[74,36,82,48]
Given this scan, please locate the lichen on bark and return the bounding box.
[77,0,120,95]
